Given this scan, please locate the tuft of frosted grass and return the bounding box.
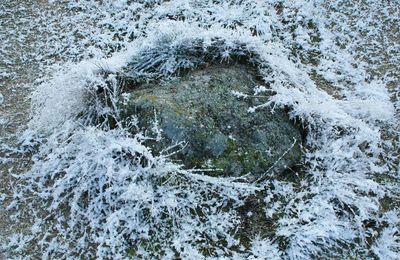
[248,236,282,260]
[2,0,398,259]
[11,123,259,258]
[371,211,400,260]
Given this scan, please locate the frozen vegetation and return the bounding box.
[0,0,399,259]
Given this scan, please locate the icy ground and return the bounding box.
[0,0,399,259]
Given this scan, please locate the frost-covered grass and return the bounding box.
[1,0,399,259]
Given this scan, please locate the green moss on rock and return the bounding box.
[122,64,303,178]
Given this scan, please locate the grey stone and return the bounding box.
[122,64,303,178]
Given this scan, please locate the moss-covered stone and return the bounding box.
[122,64,303,178]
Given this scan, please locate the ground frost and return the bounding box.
[1,0,399,259]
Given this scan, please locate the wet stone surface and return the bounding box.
[123,64,303,178]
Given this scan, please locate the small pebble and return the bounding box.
[0,93,3,105]
[0,116,7,125]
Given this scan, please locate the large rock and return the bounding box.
[122,64,302,178]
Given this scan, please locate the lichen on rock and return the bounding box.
[122,64,303,179]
